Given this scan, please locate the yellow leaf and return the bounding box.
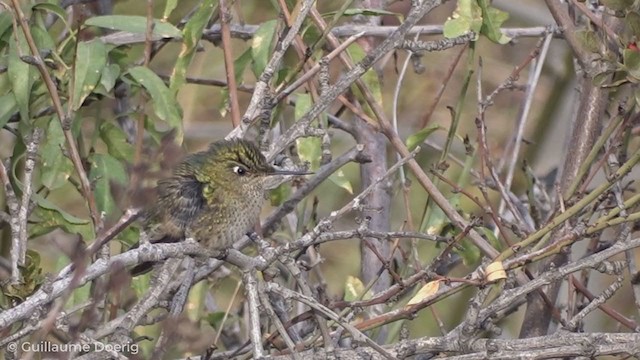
[485,261,506,282]
[344,275,366,302]
[406,280,441,307]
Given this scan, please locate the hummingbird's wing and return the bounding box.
[151,173,207,240]
[144,152,210,240]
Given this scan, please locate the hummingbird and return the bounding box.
[131,138,309,274]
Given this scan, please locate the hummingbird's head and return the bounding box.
[200,139,308,192]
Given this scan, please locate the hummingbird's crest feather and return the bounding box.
[206,139,272,174]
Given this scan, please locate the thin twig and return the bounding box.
[267,282,395,359]
[57,208,143,279]
[9,0,100,229]
[569,275,638,331]
[0,158,20,282]
[17,129,41,266]
[101,25,562,45]
[263,145,368,236]
[213,279,243,346]
[152,258,196,358]
[498,32,553,217]
[112,258,181,337]
[275,32,365,102]
[420,43,468,128]
[220,0,241,128]
[476,115,531,232]
[157,73,255,92]
[257,289,301,360]
[565,276,625,331]
[232,0,316,133]
[243,270,265,358]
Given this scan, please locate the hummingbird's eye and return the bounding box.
[233,165,247,176]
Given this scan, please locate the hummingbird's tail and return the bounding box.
[128,235,181,276]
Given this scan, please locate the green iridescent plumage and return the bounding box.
[144,139,276,250]
[132,138,305,275]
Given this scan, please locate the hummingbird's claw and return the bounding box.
[247,231,260,243]
[212,248,229,260]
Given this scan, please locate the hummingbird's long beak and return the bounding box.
[267,167,314,176]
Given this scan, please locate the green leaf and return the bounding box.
[301,22,322,46]
[100,122,134,162]
[162,0,179,20]
[132,272,150,297]
[343,275,371,301]
[443,0,482,39]
[69,283,91,307]
[406,125,442,151]
[218,87,230,117]
[479,1,511,44]
[297,136,321,170]
[448,139,476,210]
[329,169,353,195]
[3,250,44,302]
[29,194,93,239]
[0,94,17,130]
[251,20,277,76]
[206,312,234,329]
[218,48,253,116]
[421,207,448,235]
[39,118,75,190]
[455,238,481,266]
[269,183,291,206]
[170,0,216,95]
[8,30,35,122]
[30,24,56,50]
[294,93,312,121]
[593,70,615,86]
[479,227,502,252]
[347,44,383,116]
[32,193,91,225]
[634,88,640,108]
[89,153,128,215]
[84,15,182,38]
[71,40,107,110]
[32,3,70,30]
[6,24,54,124]
[601,0,634,12]
[234,47,253,83]
[0,11,14,40]
[362,67,382,107]
[342,8,401,18]
[98,63,121,94]
[344,275,364,301]
[575,30,600,53]
[626,12,640,39]
[142,116,166,144]
[128,66,182,138]
[623,48,640,80]
[295,94,321,170]
[117,226,141,248]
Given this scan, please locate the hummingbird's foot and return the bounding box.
[247,232,271,250]
[247,231,260,242]
[201,344,216,360]
[210,248,229,260]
